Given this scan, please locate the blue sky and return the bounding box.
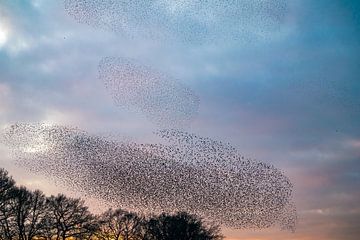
[0,0,360,239]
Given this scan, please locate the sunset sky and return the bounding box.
[1,0,360,239]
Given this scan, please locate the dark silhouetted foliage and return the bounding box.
[144,212,223,240]
[97,208,146,240]
[0,168,223,240]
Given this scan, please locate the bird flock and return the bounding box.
[99,57,199,129]
[64,0,287,43]
[2,123,296,231]
[2,0,297,233]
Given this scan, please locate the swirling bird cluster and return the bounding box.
[99,57,199,129]
[1,0,298,233]
[64,0,287,43]
[2,123,297,231]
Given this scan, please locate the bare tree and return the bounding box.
[0,168,16,240]
[10,187,32,240]
[97,208,145,240]
[0,168,15,204]
[144,212,223,240]
[1,168,225,240]
[46,194,98,240]
[2,186,47,240]
[24,190,47,240]
[37,211,57,240]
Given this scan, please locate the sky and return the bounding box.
[1,0,360,239]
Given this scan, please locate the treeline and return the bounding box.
[0,168,223,240]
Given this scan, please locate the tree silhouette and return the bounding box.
[97,208,145,240]
[37,207,57,240]
[0,168,17,240]
[45,194,98,240]
[0,168,224,240]
[0,168,15,204]
[10,187,33,240]
[22,190,47,240]
[3,187,48,240]
[144,212,223,240]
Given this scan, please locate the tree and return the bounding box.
[37,210,57,240]
[97,208,145,240]
[0,168,15,204]
[45,194,98,240]
[144,212,223,240]
[22,190,47,240]
[0,168,225,240]
[2,184,48,240]
[0,168,16,240]
[10,186,33,240]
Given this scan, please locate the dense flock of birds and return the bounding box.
[2,0,298,233]
[64,0,287,43]
[2,123,296,231]
[99,57,199,129]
